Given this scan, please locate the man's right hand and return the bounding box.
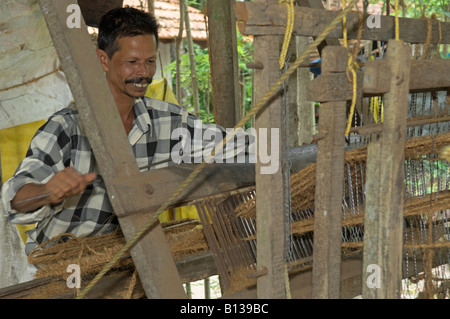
[11,167,97,213]
[44,167,97,205]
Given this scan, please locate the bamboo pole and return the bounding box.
[182,0,201,118]
[176,0,185,106]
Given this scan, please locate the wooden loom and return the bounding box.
[1,0,450,299]
[230,0,450,299]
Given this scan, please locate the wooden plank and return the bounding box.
[225,253,364,299]
[289,36,316,146]
[97,144,326,219]
[364,59,450,94]
[362,40,412,299]
[223,247,442,299]
[307,72,364,102]
[0,250,218,299]
[207,0,241,127]
[77,0,123,27]
[38,0,186,298]
[300,0,340,54]
[235,3,450,44]
[253,0,289,299]
[3,244,441,299]
[307,59,450,102]
[312,46,348,299]
[105,163,256,218]
[293,0,338,146]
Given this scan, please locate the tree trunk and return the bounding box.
[207,0,240,128]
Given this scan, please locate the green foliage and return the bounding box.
[166,30,255,125]
[367,0,449,19]
[367,0,449,58]
[404,0,449,19]
[236,31,254,129]
[168,44,213,123]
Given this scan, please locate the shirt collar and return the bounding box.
[128,98,151,145]
[133,98,151,133]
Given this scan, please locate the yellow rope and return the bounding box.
[344,64,358,136]
[76,0,359,299]
[279,0,295,70]
[342,0,348,48]
[342,0,358,136]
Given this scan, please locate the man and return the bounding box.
[1,7,243,255]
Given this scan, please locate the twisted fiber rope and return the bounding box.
[235,132,450,220]
[278,0,295,70]
[77,0,359,299]
[343,7,364,136]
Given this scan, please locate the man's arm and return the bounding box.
[11,167,97,213]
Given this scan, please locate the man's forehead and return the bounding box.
[117,34,157,46]
[114,34,157,56]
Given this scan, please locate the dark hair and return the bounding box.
[97,6,159,58]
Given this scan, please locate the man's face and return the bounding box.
[98,34,157,99]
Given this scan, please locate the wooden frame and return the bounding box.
[252,0,290,299]
[238,0,450,300]
[235,3,450,44]
[307,59,450,102]
[7,0,443,300]
[311,46,348,299]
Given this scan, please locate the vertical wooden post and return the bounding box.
[253,0,289,299]
[312,46,348,299]
[290,36,315,146]
[207,0,241,127]
[38,0,186,298]
[362,40,411,299]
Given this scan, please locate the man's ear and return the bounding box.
[96,49,110,72]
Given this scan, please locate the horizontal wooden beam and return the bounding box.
[110,142,325,219]
[364,59,450,94]
[0,250,218,299]
[224,248,445,299]
[307,71,364,102]
[235,3,450,44]
[77,0,123,27]
[307,59,450,102]
[110,163,255,218]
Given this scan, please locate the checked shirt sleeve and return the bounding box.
[1,110,77,224]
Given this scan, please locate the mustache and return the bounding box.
[124,77,152,85]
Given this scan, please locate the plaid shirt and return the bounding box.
[1,97,241,254]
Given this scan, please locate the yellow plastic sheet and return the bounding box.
[0,120,44,243]
[0,78,199,243]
